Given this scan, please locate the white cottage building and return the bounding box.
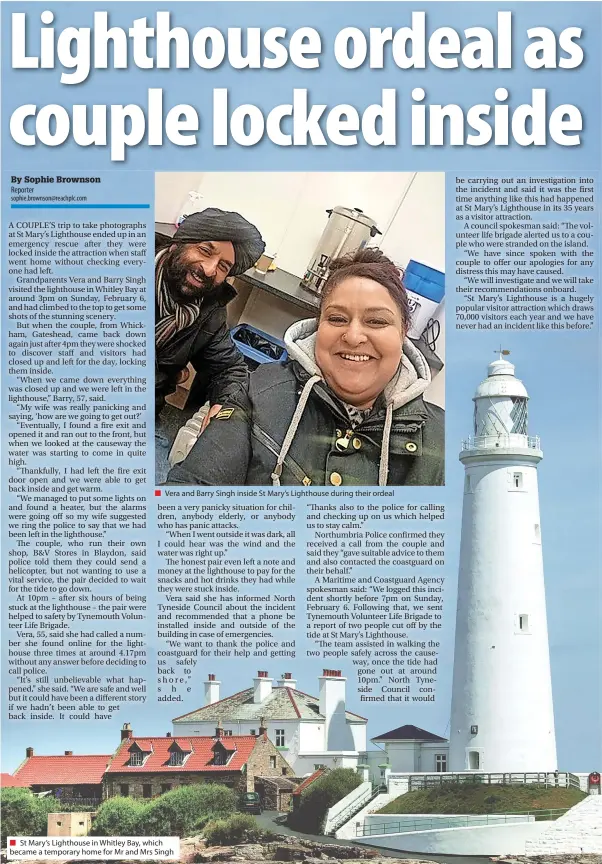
[370,724,450,776]
[173,670,367,776]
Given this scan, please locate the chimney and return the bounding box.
[278,673,297,690]
[319,670,353,751]
[166,733,171,738]
[204,673,221,706]
[258,716,268,737]
[215,720,223,738]
[121,723,133,741]
[26,747,34,758]
[64,751,73,756]
[253,671,273,704]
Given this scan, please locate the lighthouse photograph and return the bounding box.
[449,352,557,773]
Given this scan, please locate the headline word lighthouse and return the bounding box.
[449,353,557,773]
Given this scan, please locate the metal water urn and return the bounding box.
[301,206,381,294]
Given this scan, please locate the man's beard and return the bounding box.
[164,247,217,302]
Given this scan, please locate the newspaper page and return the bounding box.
[1,2,600,862]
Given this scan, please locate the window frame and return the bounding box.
[435,753,447,773]
[168,749,185,767]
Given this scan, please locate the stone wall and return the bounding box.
[104,772,243,799]
[246,735,294,793]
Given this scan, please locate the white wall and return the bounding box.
[525,797,602,854]
[350,722,367,752]
[420,743,450,773]
[363,813,532,830]
[154,171,444,279]
[172,719,299,754]
[295,753,360,776]
[355,822,549,856]
[299,721,325,754]
[385,742,422,772]
[379,173,445,273]
[155,173,205,223]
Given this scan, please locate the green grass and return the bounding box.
[377,784,586,815]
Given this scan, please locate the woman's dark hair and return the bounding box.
[319,248,410,332]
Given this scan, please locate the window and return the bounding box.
[214,750,227,766]
[120,785,129,797]
[464,475,473,493]
[519,614,529,632]
[169,750,185,767]
[275,729,285,747]
[269,756,277,769]
[161,784,171,794]
[223,730,233,736]
[129,751,143,766]
[282,768,288,776]
[512,472,523,489]
[250,729,257,736]
[469,751,480,770]
[535,524,541,541]
[435,754,447,773]
[314,764,326,770]
[143,785,152,799]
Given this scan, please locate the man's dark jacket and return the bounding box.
[167,361,445,486]
[155,233,249,415]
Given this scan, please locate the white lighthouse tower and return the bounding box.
[449,353,557,773]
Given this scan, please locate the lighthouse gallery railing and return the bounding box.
[461,434,541,451]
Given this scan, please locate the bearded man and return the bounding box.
[155,208,265,420]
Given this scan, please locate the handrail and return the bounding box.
[326,785,379,834]
[356,808,569,837]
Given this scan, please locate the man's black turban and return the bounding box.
[173,207,265,276]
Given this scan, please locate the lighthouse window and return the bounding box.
[519,614,529,632]
[510,397,528,434]
[512,472,523,489]
[468,751,480,770]
[464,475,473,493]
[534,523,541,541]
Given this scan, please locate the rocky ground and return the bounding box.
[185,834,435,864]
[493,857,602,864]
[3,834,601,864]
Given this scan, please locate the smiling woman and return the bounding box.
[168,248,444,487]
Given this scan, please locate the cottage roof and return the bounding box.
[173,687,366,724]
[106,736,257,774]
[371,724,448,743]
[129,740,154,752]
[1,773,24,787]
[292,768,326,796]
[13,755,111,786]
